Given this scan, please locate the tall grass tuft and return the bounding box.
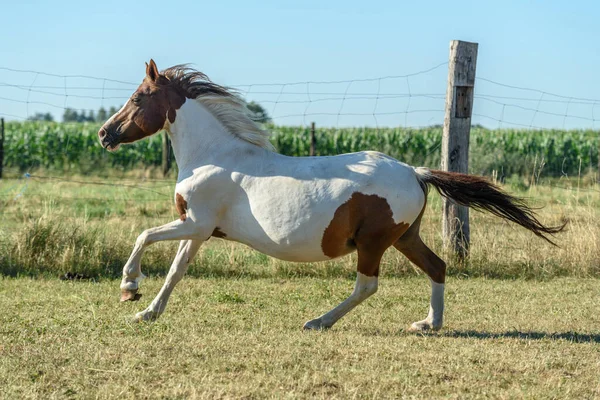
[0,182,597,280]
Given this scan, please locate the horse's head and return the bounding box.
[98,59,186,151]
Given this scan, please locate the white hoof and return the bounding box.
[408,319,442,332]
[132,309,160,323]
[303,317,330,331]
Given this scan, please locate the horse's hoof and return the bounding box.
[120,289,142,302]
[132,310,160,323]
[408,319,442,332]
[303,318,330,331]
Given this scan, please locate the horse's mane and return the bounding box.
[162,65,274,150]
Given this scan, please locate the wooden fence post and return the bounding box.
[0,118,4,179]
[310,122,316,156]
[441,40,478,258]
[162,131,171,177]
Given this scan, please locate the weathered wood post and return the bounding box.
[310,122,316,156]
[441,40,478,258]
[162,131,171,177]
[0,118,4,179]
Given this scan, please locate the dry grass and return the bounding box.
[1,174,599,398]
[1,276,600,399]
[0,174,598,279]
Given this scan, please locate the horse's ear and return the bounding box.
[146,59,159,82]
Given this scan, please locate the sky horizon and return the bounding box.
[1,0,599,130]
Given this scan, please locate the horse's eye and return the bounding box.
[132,96,141,105]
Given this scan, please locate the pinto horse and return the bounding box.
[98,60,564,330]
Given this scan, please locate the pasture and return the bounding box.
[1,277,600,398]
[0,173,598,279]
[0,172,599,398]
[2,0,600,397]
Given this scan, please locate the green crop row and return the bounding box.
[2,121,598,177]
[2,121,162,174]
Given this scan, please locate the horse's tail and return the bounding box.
[413,167,566,245]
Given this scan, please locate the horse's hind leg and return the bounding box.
[393,218,446,331]
[304,245,385,330]
[134,239,203,322]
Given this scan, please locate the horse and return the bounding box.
[98,60,565,331]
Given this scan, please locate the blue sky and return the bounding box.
[1,0,599,129]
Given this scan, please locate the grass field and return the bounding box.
[0,170,599,398]
[1,172,598,279]
[1,277,600,399]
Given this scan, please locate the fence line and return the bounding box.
[0,66,138,85]
[0,59,597,139]
[3,81,600,105]
[477,76,600,103]
[3,89,599,130]
[0,60,450,131]
[1,62,449,87]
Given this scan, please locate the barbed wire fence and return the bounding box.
[0,41,598,256]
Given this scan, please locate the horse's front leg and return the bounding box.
[120,219,208,302]
[133,239,203,322]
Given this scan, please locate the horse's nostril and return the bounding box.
[98,128,107,139]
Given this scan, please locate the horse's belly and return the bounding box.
[216,215,337,262]
[247,240,335,262]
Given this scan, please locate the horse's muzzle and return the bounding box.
[98,127,121,151]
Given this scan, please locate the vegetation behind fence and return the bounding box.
[3,121,598,178]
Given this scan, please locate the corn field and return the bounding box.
[3,121,598,177]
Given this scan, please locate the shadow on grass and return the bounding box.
[360,327,600,343]
[440,330,600,343]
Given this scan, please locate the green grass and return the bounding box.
[1,173,598,280]
[0,164,598,398]
[1,276,600,399]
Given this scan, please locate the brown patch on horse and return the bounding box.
[393,199,446,283]
[321,192,410,276]
[211,227,227,238]
[175,193,188,221]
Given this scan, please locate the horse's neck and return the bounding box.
[167,99,250,175]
